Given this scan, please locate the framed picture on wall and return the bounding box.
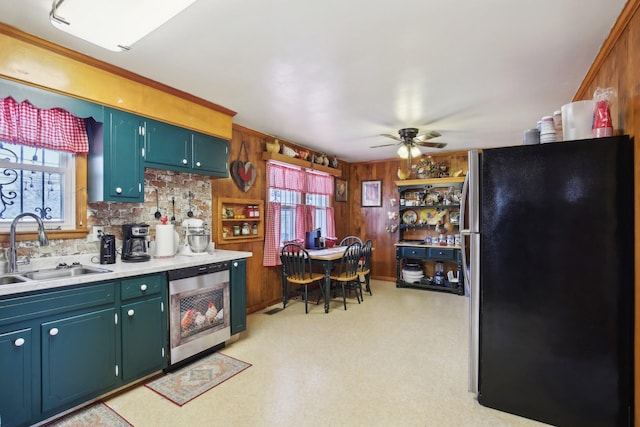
[361,180,382,207]
[335,178,348,202]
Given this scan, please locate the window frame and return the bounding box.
[0,155,88,243]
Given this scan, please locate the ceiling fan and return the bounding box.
[372,127,447,150]
[371,127,447,167]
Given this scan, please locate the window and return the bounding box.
[263,161,335,267]
[0,144,75,230]
[0,96,89,236]
[268,188,301,243]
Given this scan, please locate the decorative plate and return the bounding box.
[420,208,446,225]
[402,210,418,224]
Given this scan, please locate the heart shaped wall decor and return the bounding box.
[231,160,257,192]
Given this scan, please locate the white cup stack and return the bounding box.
[539,116,556,143]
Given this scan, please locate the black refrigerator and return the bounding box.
[461,136,634,426]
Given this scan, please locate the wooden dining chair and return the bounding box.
[280,243,325,313]
[329,241,362,309]
[357,239,373,297]
[339,235,362,246]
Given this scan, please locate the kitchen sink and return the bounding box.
[20,265,112,281]
[0,274,30,285]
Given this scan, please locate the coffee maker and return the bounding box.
[122,223,150,262]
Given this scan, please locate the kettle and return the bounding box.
[99,234,116,264]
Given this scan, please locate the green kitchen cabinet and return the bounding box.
[0,327,33,427]
[120,274,168,382]
[144,120,229,177]
[230,258,247,335]
[191,131,229,177]
[88,108,145,202]
[40,307,118,414]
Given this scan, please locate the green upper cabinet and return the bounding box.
[191,132,229,177]
[144,119,229,177]
[144,119,191,172]
[88,108,145,202]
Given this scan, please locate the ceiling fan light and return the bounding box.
[410,145,422,158]
[397,145,409,159]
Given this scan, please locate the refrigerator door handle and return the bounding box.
[468,232,480,394]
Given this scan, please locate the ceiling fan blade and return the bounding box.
[370,142,400,148]
[380,133,402,141]
[416,141,447,149]
[416,130,442,141]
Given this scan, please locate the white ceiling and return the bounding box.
[0,0,627,162]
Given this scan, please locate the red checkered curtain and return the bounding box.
[306,171,334,195]
[263,162,306,267]
[325,206,335,237]
[262,201,282,267]
[0,97,89,153]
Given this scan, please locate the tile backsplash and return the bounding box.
[4,167,214,260]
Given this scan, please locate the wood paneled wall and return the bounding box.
[346,152,468,281]
[213,125,351,313]
[562,0,640,422]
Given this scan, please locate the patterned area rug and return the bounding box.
[45,402,132,427]
[145,352,251,406]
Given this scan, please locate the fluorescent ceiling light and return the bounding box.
[50,0,197,52]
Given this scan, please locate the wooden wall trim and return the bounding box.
[574,0,640,100]
[0,24,236,117]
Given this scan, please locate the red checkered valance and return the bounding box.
[0,96,89,154]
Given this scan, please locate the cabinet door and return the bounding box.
[230,259,247,335]
[121,297,166,382]
[191,132,229,177]
[106,109,144,202]
[41,308,117,413]
[0,328,33,427]
[144,119,191,171]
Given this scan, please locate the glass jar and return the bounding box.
[242,223,250,235]
[233,225,241,236]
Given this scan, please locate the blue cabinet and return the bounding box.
[120,274,168,382]
[0,274,168,426]
[0,328,33,427]
[41,307,117,414]
[230,259,247,335]
[144,119,229,177]
[88,108,145,202]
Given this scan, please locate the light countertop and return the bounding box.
[0,249,252,297]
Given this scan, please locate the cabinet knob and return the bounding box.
[115,187,122,194]
[49,328,59,336]
[14,337,25,347]
[140,284,147,291]
[182,158,188,165]
[195,161,201,167]
[233,262,238,267]
[128,309,135,317]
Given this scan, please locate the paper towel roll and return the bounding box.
[155,224,176,257]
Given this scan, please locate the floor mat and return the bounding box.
[145,352,251,406]
[45,402,132,427]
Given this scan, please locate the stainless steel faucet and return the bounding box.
[8,212,50,273]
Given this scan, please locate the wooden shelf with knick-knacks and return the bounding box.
[261,152,342,177]
[217,198,264,244]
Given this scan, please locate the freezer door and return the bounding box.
[477,137,634,427]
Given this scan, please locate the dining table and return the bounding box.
[281,245,347,313]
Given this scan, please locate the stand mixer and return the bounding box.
[179,218,209,255]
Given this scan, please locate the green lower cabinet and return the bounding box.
[121,297,166,382]
[0,328,33,427]
[41,307,117,414]
[230,259,247,335]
